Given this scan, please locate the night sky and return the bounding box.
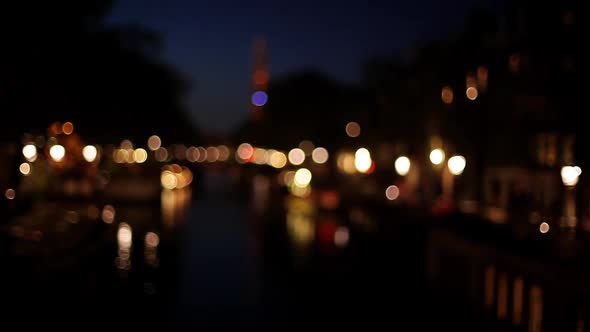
[107,0,499,135]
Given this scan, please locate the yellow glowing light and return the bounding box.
[22,144,37,162]
[299,140,315,156]
[102,205,115,224]
[253,148,267,165]
[269,150,287,168]
[161,170,178,190]
[82,145,98,162]
[345,121,361,138]
[49,144,66,162]
[539,222,550,234]
[237,143,254,162]
[466,86,478,100]
[334,226,349,248]
[394,156,411,176]
[19,162,31,175]
[133,148,148,163]
[337,152,356,174]
[62,122,74,135]
[290,182,312,198]
[5,188,15,200]
[217,145,230,161]
[354,148,372,173]
[147,135,162,151]
[155,147,169,162]
[288,148,306,165]
[311,147,329,164]
[118,223,132,248]
[113,149,128,163]
[175,167,193,189]
[145,232,160,248]
[385,185,400,200]
[294,168,312,188]
[429,148,445,165]
[441,86,454,104]
[448,155,466,175]
[561,166,581,186]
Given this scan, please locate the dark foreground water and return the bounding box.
[1,171,488,331]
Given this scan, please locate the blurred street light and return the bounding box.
[448,155,466,175]
[429,148,445,165]
[394,156,411,176]
[49,145,66,162]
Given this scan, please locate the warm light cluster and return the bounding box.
[160,164,193,190]
[113,148,148,164]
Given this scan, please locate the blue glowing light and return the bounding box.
[251,91,268,106]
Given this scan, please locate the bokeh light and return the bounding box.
[117,223,132,248]
[120,139,133,150]
[207,146,220,162]
[448,155,466,175]
[22,144,37,162]
[385,185,400,200]
[237,143,254,162]
[49,144,66,162]
[441,86,454,104]
[539,222,550,234]
[466,86,478,100]
[337,152,356,174]
[251,91,268,106]
[218,145,230,161]
[299,140,315,156]
[102,205,115,224]
[197,147,208,162]
[62,122,74,135]
[186,146,199,162]
[311,147,329,164]
[82,145,98,162]
[345,121,361,138]
[134,148,148,163]
[294,168,312,188]
[334,226,349,248]
[429,148,445,165]
[19,162,31,175]
[394,156,411,176]
[155,147,169,162]
[5,188,15,200]
[269,150,287,168]
[161,170,178,190]
[253,148,267,165]
[288,148,306,165]
[354,148,372,173]
[561,166,581,186]
[145,232,160,248]
[147,135,162,151]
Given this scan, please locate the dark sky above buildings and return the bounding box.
[108,0,499,134]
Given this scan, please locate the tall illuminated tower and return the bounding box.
[250,37,269,121]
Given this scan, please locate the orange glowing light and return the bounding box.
[62,122,74,135]
[237,143,254,162]
[186,146,198,162]
[120,139,133,150]
[345,121,361,138]
[539,222,550,234]
[102,205,115,224]
[197,147,207,162]
[19,162,31,175]
[441,86,454,104]
[206,147,219,163]
[145,232,160,248]
[254,70,269,85]
[5,188,15,200]
[218,145,230,161]
[466,87,478,100]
